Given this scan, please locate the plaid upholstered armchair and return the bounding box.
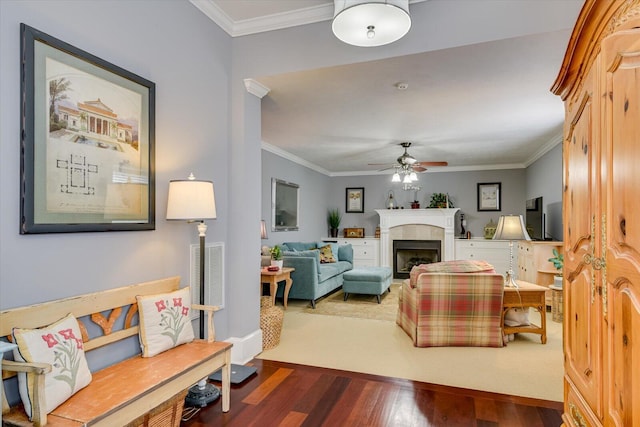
[397,260,505,347]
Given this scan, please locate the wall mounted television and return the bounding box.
[525,196,545,240]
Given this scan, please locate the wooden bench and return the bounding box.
[0,276,232,426]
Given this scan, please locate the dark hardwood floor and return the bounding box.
[182,359,563,427]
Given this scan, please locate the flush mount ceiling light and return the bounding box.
[332,0,411,47]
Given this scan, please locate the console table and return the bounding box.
[502,280,547,344]
[260,267,295,308]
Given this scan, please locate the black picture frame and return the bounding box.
[20,24,155,234]
[345,187,364,213]
[477,182,501,211]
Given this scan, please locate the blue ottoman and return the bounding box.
[342,267,393,303]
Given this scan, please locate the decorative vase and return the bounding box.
[271,260,283,270]
[330,228,338,238]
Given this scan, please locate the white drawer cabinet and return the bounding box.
[326,238,380,268]
[454,239,514,276]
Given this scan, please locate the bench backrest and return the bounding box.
[0,276,181,352]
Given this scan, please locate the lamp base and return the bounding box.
[504,271,519,288]
[185,381,220,407]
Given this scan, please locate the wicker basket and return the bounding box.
[551,287,563,323]
[127,388,188,427]
[260,305,284,350]
[260,295,273,308]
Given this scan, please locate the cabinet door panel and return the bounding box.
[603,28,640,426]
[606,287,640,426]
[563,72,602,418]
[565,267,602,415]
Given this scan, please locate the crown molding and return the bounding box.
[190,0,332,37]
[244,79,270,98]
[191,0,428,37]
[261,142,332,176]
[189,0,236,35]
[262,140,528,178]
[524,130,563,167]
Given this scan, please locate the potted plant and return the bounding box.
[548,248,564,288]
[270,245,283,270]
[327,209,341,238]
[428,193,453,208]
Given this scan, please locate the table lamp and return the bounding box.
[493,214,531,288]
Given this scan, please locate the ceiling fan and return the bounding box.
[369,142,448,172]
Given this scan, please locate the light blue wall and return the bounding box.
[260,152,561,243]
[329,169,527,238]
[261,151,331,244]
[0,0,233,368]
[526,142,564,240]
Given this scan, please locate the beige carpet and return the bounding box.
[302,283,400,322]
[258,283,564,402]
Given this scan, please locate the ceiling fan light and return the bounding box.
[332,0,411,47]
[402,174,412,184]
[409,172,418,181]
[391,172,401,182]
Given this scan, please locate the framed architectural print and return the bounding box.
[477,182,501,211]
[345,187,364,213]
[20,24,155,233]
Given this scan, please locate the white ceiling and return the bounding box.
[195,1,583,175]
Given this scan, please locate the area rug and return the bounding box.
[303,283,401,322]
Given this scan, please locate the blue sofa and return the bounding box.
[276,241,353,308]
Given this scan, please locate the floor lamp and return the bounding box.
[492,214,531,288]
[167,173,219,407]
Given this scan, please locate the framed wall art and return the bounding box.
[477,182,501,212]
[345,187,364,213]
[272,178,299,231]
[20,24,155,234]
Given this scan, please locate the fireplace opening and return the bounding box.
[393,240,441,279]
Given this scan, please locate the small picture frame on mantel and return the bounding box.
[345,187,364,213]
[477,182,501,211]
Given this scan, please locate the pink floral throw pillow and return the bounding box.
[12,313,92,420]
[136,287,195,357]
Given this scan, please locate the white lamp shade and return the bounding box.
[332,0,411,47]
[166,179,216,220]
[493,215,531,241]
[260,220,268,239]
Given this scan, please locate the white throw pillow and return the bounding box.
[136,287,195,357]
[12,313,92,420]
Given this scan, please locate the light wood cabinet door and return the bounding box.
[601,27,640,427]
[563,63,603,422]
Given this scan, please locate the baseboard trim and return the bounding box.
[225,329,262,365]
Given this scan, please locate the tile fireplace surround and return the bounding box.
[376,208,459,268]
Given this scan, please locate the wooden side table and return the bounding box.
[502,280,547,344]
[260,267,295,308]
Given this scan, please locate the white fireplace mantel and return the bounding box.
[375,208,459,267]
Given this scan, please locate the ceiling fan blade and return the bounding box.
[414,161,448,167]
[376,166,396,172]
[411,166,427,172]
[368,163,392,166]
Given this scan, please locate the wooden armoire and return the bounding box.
[552,0,640,425]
